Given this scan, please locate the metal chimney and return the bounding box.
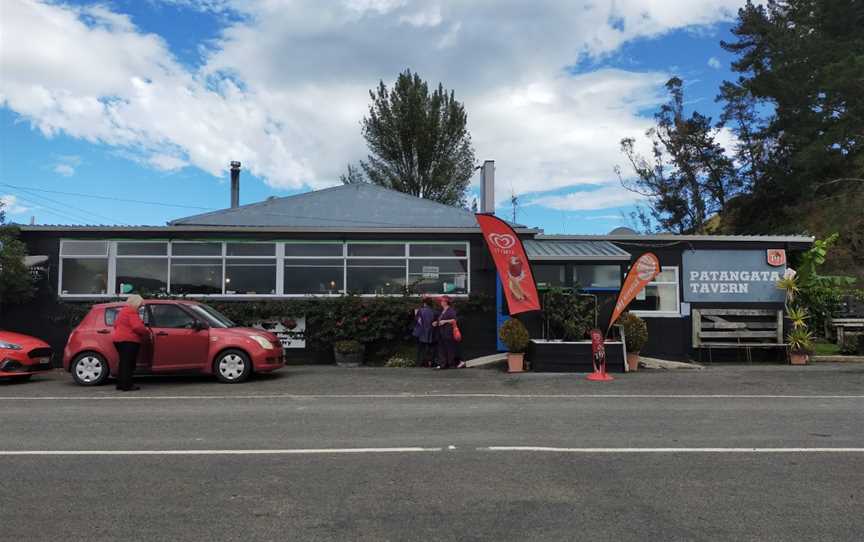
[230,161,241,209]
[480,160,495,214]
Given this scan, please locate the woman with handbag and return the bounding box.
[432,296,460,369]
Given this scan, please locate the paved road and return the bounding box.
[1,364,863,541]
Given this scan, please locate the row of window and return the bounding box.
[59,240,470,297]
[533,263,680,316]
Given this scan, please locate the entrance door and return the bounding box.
[147,304,210,371]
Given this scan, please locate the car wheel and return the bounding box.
[214,350,252,384]
[71,352,109,386]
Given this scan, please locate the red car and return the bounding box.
[0,330,53,381]
[63,300,285,385]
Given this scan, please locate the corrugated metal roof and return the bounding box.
[537,234,815,244]
[168,183,529,230]
[524,239,631,261]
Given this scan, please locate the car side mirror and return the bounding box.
[193,320,209,331]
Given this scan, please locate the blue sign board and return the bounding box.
[682,250,786,303]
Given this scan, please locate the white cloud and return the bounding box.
[0,0,746,208]
[529,185,645,211]
[707,56,722,69]
[53,164,75,176]
[0,195,30,215]
[52,154,82,176]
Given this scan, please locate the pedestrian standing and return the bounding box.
[112,294,149,391]
[433,296,459,370]
[412,297,437,367]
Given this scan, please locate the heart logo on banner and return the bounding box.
[489,233,516,250]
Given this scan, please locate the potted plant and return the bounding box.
[619,312,648,372]
[333,339,364,367]
[499,318,530,373]
[787,327,813,365]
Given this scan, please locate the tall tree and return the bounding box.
[617,77,741,234]
[0,202,35,305]
[348,69,476,207]
[718,0,864,232]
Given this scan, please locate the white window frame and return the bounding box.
[58,240,112,298]
[406,242,471,296]
[630,266,681,318]
[57,239,471,299]
[282,241,346,297]
[223,241,279,297]
[114,240,170,297]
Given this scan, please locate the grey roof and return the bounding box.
[524,239,631,261]
[537,234,815,244]
[169,183,531,231]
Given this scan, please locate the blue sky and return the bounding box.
[0,0,744,232]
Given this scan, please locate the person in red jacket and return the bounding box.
[112,294,150,391]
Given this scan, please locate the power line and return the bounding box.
[7,191,96,225]
[0,183,216,211]
[8,185,129,225]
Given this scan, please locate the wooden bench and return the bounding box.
[692,309,785,363]
[828,317,864,346]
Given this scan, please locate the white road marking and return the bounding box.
[1,393,864,401]
[0,447,443,456]
[480,446,864,453]
[3,446,863,456]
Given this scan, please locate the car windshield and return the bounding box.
[186,304,236,328]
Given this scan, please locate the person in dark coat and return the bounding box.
[433,296,458,369]
[112,294,149,391]
[412,297,437,367]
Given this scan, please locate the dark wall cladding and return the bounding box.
[614,240,799,360]
[8,230,501,366]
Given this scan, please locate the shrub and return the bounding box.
[499,318,530,353]
[385,356,416,368]
[334,339,363,355]
[787,327,814,355]
[619,312,648,353]
[541,287,594,341]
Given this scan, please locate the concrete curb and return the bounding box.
[811,355,864,363]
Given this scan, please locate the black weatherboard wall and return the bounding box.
[609,237,812,361]
[8,228,501,365]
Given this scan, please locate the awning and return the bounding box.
[24,255,49,267]
[523,240,630,261]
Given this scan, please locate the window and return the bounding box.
[149,304,196,329]
[574,265,621,289]
[170,258,223,295]
[60,240,109,295]
[225,259,277,294]
[348,259,406,294]
[285,258,344,295]
[105,306,148,325]
[224,243,276,295]
[115,242,168,295]
[347,243,405,257]
[533,265,566,289]
[630,266,680,316]
[57,240,471,298]
[406,243,469,295]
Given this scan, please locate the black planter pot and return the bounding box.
[527,340,626,373]
[334,349,363,367]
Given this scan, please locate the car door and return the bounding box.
[104,306,152,370]
[147,303,210,371]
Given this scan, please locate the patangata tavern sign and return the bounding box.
[683,250,786,303]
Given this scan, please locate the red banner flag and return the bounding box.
[476,213,540,315]
[607,252,661,332]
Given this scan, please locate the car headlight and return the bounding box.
[0,341,22,350]
[249,335,273,350]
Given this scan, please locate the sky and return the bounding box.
[0,0,746,233]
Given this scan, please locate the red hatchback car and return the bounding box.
[0,330,53,381]
[63,300,284,385]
